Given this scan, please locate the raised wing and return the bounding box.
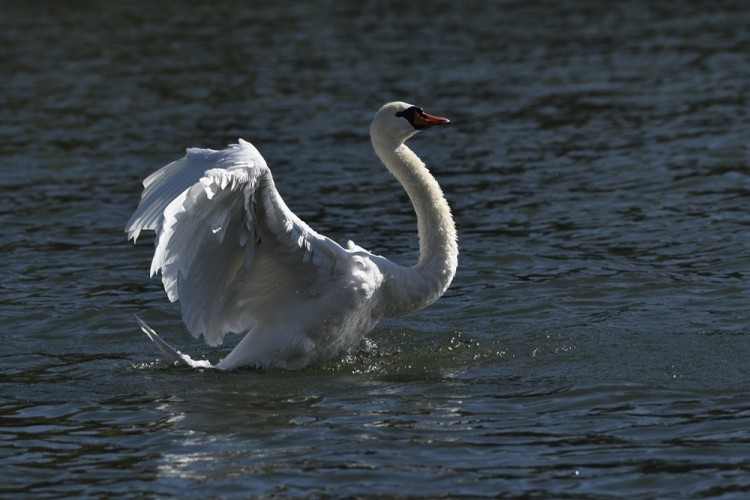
[125,142,259,242]
[126,139,349,346]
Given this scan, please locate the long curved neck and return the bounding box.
[372,136,458,317]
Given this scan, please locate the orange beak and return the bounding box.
[414,110,450,129]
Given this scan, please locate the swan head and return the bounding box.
[370,101,450,147]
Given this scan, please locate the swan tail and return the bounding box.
[134,315,215,369]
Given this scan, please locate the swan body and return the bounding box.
[126,101,457,370]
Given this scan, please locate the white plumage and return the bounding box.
[126,102,458,370]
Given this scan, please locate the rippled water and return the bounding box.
[2,0,750,497]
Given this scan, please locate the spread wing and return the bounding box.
[125,139,350,346]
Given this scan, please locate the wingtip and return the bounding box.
[126,228,141,243]
[133,314,215,369]
[133,314,184,366]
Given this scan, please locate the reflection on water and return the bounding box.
[2,0,750,497]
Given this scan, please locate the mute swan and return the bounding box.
[126,101,458,370]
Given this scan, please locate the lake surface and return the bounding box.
[2,0,750,497]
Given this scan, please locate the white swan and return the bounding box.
[126,101,458,370]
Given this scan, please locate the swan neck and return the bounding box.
[372,137,458,315]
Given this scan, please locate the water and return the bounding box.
[2,0,750,497]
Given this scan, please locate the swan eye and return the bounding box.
[395,106,421,121]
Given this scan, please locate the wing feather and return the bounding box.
[126,139,348,346]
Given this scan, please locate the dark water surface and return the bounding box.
[2,0,750,497]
